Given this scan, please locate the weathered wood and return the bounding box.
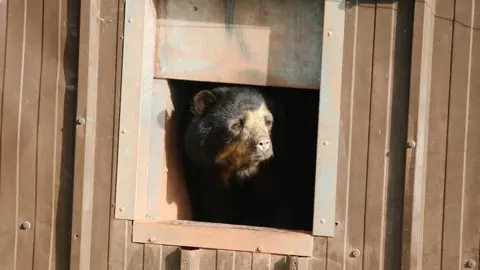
[115,0,157,221]
[0,0,35,268]
[324,1,376,269]
[234,252,253,270]
[422,0,454,269]
[216,250,235,270]
[442,0,479,269]
[312,0,344,238]
[69,0,101,267]
[252,253,270,270]
[363,1,399,269]
[401,0,435,269]
[133,221,314,257]
[154,0,324,89]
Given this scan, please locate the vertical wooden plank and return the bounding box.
[88,0,121,267]
[325,0,375,269]
[462,3,480,269]
[33,0,79,268]
[0,0,27,268]
[422,0,455,269]
[310,238,326,270]
[160,246,181,270]
[216,250,235,270]
[402,0,435,269]
[107,0,130,269]
[143,245,162,269]
[312,0,345,237]
[126,222,145,270]
[252,253,270,270]
[115,0,156,221]
[180,249,200,270]
[0,0,6,131]
[15,0,44,269]
[442,0,478,269]
[69,0,101,268]
[270,255,287,270]
[362,0,404,268]
[234,252,253,270]
[199,249,217,270]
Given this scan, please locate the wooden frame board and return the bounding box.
[133,220,314,257]
[114,0,345,254]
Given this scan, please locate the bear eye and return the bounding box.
[265,118,273,127]
[231,122,242,131]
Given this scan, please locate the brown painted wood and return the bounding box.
[89,0,122,267]
[401,0,434,269]
[69,0,101,268]
[442,0,478,269]
[462,2,480,269]
[422,0,454,269]
[0,0,28,268]
[216,250,235,270]
[154,0,323,89]
[324,1,376,270]
[363,1,402,269]
[133,221,314,257]
[0,0,6,137]
[234,252,253,270]
[252,253,270,270]
[15,0,44,269]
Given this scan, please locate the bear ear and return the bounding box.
[193,90,216,114]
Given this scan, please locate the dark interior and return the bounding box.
[166,79,319,232]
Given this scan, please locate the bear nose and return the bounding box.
[256,138,271,152]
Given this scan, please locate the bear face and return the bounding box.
[184,86,275,180]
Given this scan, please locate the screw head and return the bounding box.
[118,207,125,212]
[77,117,86,125]
[256,245,263,252]
[327,31,333,36]
[319,219,326,224]
[351,249,361,258]
[322,141,328,146]
[20,221,31,230]
[466,259,476,268]
[407,140,416,148]
[121,129,127,134]
[128,18,133,23]
[148,237,156,243]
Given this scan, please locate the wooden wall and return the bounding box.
[0,0,479,269]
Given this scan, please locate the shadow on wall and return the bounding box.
[56,0,80,268]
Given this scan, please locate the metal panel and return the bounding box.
[115,0,157,220]
[0,0,78,269]
[312,0,345,237]
[154,0,324,89]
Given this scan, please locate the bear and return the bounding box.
[181,85,290,228]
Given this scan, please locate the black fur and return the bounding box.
[181,85,288,227]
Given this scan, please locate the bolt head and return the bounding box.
[407,140,416,148]
[20,221,31,230]
[77,117,86,125]
[351,249,361,258]
[466,259,476,268]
